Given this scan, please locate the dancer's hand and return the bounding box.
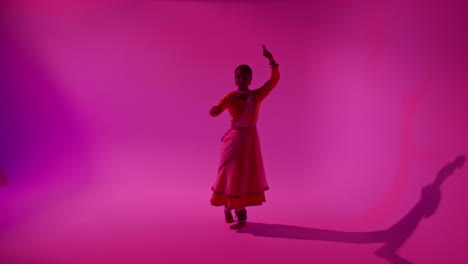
[210,106,221,116]
[262,45,275,63]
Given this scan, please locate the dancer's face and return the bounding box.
[235,70,252,90]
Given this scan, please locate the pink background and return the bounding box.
[1,0,467,263]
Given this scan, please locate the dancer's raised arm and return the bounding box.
[255,45,280,101]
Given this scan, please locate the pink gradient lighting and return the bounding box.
[1,1,467,264]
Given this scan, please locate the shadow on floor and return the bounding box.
[237,156,465,264]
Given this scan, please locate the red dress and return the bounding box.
[210,65,279,209]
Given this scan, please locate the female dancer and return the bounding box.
[209,45,280,229]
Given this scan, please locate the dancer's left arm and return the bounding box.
[255,45,280,101]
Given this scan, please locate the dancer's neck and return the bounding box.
[235,89,250,94]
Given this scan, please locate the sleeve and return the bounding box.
[254,64,280,102]
[210,93,231,117]
[216,93,231,111]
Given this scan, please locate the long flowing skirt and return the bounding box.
[211,126,269,209]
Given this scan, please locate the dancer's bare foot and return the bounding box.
[230,208,247,229]
[225,211,234,223]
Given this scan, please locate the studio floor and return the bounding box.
[1,144,466,264]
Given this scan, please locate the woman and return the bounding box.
[209,45,280,230]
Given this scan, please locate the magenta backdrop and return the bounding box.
[1,0,467,263]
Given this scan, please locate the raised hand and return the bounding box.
[262,45,274,62]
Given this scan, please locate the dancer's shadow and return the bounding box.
[237,156,466,264]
